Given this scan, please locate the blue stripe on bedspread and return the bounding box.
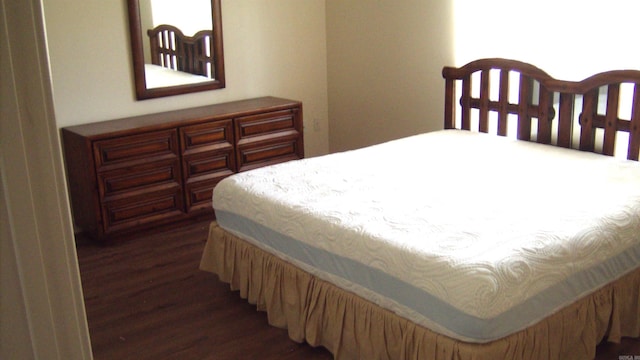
[215,209,640,343]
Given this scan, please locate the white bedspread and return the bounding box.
[212,130,640,342]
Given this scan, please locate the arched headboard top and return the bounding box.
[443,58,640,160]
[443,58,640,93]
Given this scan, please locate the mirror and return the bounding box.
[127,0,225,100]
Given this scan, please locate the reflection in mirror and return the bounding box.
[127,0,225,100]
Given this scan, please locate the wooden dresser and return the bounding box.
[62,97,303,241]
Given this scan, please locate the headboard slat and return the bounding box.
[479,70,490,133]
[497,70,509,136]
[461,75,472,130]
[537,88,552,144]
[517,75,533,141]
[557,93,574,148]
[579,88,598,153]
[603,84,620,156]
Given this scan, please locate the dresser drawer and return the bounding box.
[183,150,235,182]
[180,120,236,199]
[94,129,179,169]
[235,109,297,142]
[180,119,234,155]
[182,151,234,213]
[97,158,181,200]
[101,186,184,234]
[184,178,221,213]
[237,135,302,172]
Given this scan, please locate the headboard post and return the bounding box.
[629,86,640,160]
[444,78,456,129]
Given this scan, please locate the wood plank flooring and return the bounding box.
[76,221,331,360]
[76,220,640,360]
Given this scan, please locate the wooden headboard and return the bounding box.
[147,24,213,78]
[442,58,640,161]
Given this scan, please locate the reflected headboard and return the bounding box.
[442,58,640,160]
[147,24,213,78]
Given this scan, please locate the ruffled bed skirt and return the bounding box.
[200,222,640,359]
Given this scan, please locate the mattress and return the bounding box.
[212,129,640,343]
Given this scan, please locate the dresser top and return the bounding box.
[62,96,301,139]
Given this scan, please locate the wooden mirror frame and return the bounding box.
[127,0,225,100]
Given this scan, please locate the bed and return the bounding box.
[200,58,640,359]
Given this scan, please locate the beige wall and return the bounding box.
[2,0,92,358]
[44,0,329,157]
[326,0,454,152]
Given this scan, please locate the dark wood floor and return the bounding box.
[76,220,640,360]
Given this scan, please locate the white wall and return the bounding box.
[326,0,455,152]
[453,0,640,79]
[43,0,329,157]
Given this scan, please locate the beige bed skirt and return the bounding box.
[199,222,640,360]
